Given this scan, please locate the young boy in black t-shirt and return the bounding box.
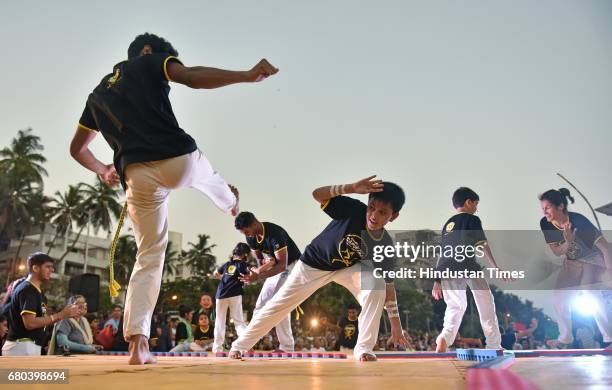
[231,175,408,361]
[211,243,250,352]
[190,313,215,352]
[334,306,360,351]
[431,187,503,352]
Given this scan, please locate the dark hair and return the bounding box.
[538,188,575,213]
[0,314,6,323]
[111,304,123,311]
[27,252,54,272]
[127,33,178,59]
[200,292,212,299]
[198,312,209,320]
[452,187,480,209]
[234,212,256,229]
[368,182,405,213]
[179,305,192,317]
[232,242,251,258]
[85,313,98,323]
[347,303,360,311]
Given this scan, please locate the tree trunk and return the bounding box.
[58,223,87,270]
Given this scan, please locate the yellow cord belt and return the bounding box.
[108,201,128,298]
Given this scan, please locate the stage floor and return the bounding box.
[0,354,610,389]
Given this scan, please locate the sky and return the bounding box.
[1,1,611,316]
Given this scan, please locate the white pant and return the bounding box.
[251,262,295,351]
[2,340,41,356]
[231,261,386,359]
[553,289,612,343]
[437,278,501,349]
[123,150,237,340]
[213,295,248,352]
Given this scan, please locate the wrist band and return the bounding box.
[384,300,400,319]
[330,184,348,198]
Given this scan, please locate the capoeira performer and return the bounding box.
[69,32,278,364]
[431,187,503,352]
[539,188,612,349]
[211,242,250,352]
[234,212,302,351]
[230,176,409,361]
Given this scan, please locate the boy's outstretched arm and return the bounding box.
[384,283,409,347]
[312,175,384,204]
[167,59,278,89]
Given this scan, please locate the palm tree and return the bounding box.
[0,128,47,189]
[57,177,121,264]
[162,243,180,280]
[0,129,47,237]
[180,234,217,279]
[113,235,137,287]
[47,185,86,256]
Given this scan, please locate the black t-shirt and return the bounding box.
[300,196,395,282]
[193,326,214,341]
[79,53,197,188]
[336,317,359,349]
[435,213,487,273]
[7,280,48,346]
[540,212,604,261]
[246,222,302,265]
[175,322,190,344]
[501,331,516,350]
[215,259,249,299]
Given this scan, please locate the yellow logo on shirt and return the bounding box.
[227,265,237,274]
[332,234,367,267]
[344,324,356,340]
[446,222,455,232]
[107,68,121,88]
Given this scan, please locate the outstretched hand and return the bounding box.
[352,175,384,194]
[247,59,279,82]
[387,327,409,349]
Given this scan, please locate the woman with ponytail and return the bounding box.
[539,188,612,349]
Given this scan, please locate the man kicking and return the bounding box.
[69,32,278,364]
[234,212,302,351]
[230,176,408,361]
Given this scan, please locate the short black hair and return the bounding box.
[111,304,123,311]
[538,188,574,213]
[368,182,405,213]
[179,305,192,318]
[234,211,256,229]
[232,242,251,258]
[452,187,480,208]
[27,252,54,272]
[198,312,209,320]
[127,33,178,59]
[0,314,6,323]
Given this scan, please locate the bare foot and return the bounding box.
[229,185,240,216]
[546,339,570,349]
[604,343,612,350]
[229,350,242,360]
[436,338,447,353]
[358,353,377,362]
[128,334,157,365]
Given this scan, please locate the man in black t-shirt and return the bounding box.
[335,306,360,351]
[231,176,409,361]
[2,253,79,356]
[69,33,278,365]
[234,212,302,351]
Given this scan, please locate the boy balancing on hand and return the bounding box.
[229,175,408,361]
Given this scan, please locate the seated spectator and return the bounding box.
[105,305,123,334]
[0,315,7,355]
[170,305,194,352]
[190,313,214,351]
[311,337,326,352]
[85,313,100,339]
[192,293,216,325]
[54,295,102,354]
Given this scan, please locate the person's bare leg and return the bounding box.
[436,337,448,353]
[128,334,157,365]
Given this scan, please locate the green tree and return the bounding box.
[47,185,85,255]
[181,234,217,279]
